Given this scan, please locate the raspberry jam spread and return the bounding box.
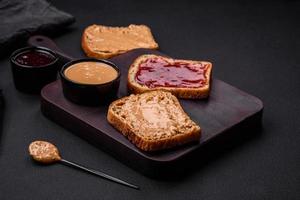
[135,57,208,88]
[15,50,56,67]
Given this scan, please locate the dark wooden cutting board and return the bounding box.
[39,48,263,176]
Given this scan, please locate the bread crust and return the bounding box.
[82,24,159,59]
[107,91,201,152]
[127,54,212,99]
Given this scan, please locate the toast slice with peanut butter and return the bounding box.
[82,24,159,59]
[107,90,201,151]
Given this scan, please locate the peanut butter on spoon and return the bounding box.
[29,141,61,164]
[28,140,139,190]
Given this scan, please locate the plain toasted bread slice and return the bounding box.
[107,90,201,151]
[81,24,159,59]
[128,54,213,99]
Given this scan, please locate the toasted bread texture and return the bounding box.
[107,90,201,151]
[128,54,213,99]
[82,24,159,59]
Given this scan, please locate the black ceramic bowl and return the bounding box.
[60,58,121,106]
[10,46,59,94]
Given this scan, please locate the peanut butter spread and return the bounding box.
[29,141,61,164]
[114,91,198,140]
[64,61,118,85]
[84,24,158,53]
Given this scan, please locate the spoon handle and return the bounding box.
[27,35,74,64]
[60,159,139,190]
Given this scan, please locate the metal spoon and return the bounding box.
[28,140,139,190]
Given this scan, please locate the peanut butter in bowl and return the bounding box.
[60,58,121,106]
[64,61,118,85]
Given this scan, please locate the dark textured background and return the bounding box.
[0,0,299,199]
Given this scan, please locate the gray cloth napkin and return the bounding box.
[0,0,75,57]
